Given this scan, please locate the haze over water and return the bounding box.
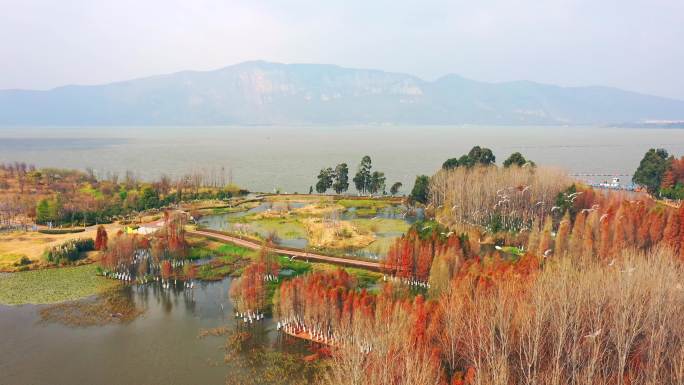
[1,126,682,192]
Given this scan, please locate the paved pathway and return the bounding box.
[188,230,383,271]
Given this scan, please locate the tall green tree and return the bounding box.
[140,186,160,210]
[36,199,50,224]
[369,171,386,195]
[353,156,372,194]
[442,146,496,170]
[442,158,460,170]
[315,168,334,193]
[36,196,62,224]
[503,152,535,168]
[409,175,430,204]
[633,148,671,193]
[390,182,403,196]
[467,146,496,165]
[332,163,349,194]
[456,154,473,168]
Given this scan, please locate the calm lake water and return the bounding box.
[0,278,310,385]
[1,125,683,193]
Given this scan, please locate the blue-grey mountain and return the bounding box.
[1,61,682,125]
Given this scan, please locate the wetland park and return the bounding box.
[1,146,684,385]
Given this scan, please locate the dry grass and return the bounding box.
[294,202,346,216]
[0,223,119,270]
[430,165,572,231]
[303,218,375,249]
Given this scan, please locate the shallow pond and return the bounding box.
[197,203,424,259]
[0,279,311,385]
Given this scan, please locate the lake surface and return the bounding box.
[0,279,310,385]
[0,125,682,193]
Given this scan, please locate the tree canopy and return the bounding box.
[409,175,430,204]
[503,152,535,168]
[353,155,372,194]
[315,156,389,196]
[315,167,334,193]
[633,148,671,193]
[442,157,460,170]
[369,171,386,195]
[442,146,496,170]
[467,145,496,165]
[332,163,349,194]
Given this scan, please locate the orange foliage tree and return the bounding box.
[95,225,108,250]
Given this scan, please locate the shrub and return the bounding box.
[38,228,86,235]
[14,256,32,266]
[45,238,94,264]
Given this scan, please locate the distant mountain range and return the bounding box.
[1,60,683,126]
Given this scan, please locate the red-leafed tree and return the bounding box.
[649,210,665,246]
[679,204,684,259]
[184,263,197,280]
[160,259,173,280]
[230,261,267,314]
[95,225,108,250]
[661,169,675,189]
[663,210,679,250]
[598,209,613,258]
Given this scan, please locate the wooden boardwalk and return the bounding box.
[280,328,336,347]
[188,229,383,271]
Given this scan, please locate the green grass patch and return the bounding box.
[256,220,307,239]
[0,265,116,305]
[197,264,236,281]
[502,246,524,256]
[78,184,104,199]
[359,236,397,257]
[189,241,254,281]
[232,217,307,240]
[346,267,382,288]
[208,205,253,215]
[354,207,378,216]
[216,243,253,257]
[188,247,214,260]
[277,255,312,276]
[310,263,381,289]
[188,242,253,260]
[337,199,392,209]
[352,218,410,234]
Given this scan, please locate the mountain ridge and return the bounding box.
[1,60,682,126]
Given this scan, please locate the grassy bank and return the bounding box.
[0,223,119,271]
[0,264,117,305]
[187,235,255,280]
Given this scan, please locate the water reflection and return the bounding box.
[0,278,313,385]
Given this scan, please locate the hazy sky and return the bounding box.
[1,0,683,99]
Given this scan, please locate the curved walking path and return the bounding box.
[188,229,383,271]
